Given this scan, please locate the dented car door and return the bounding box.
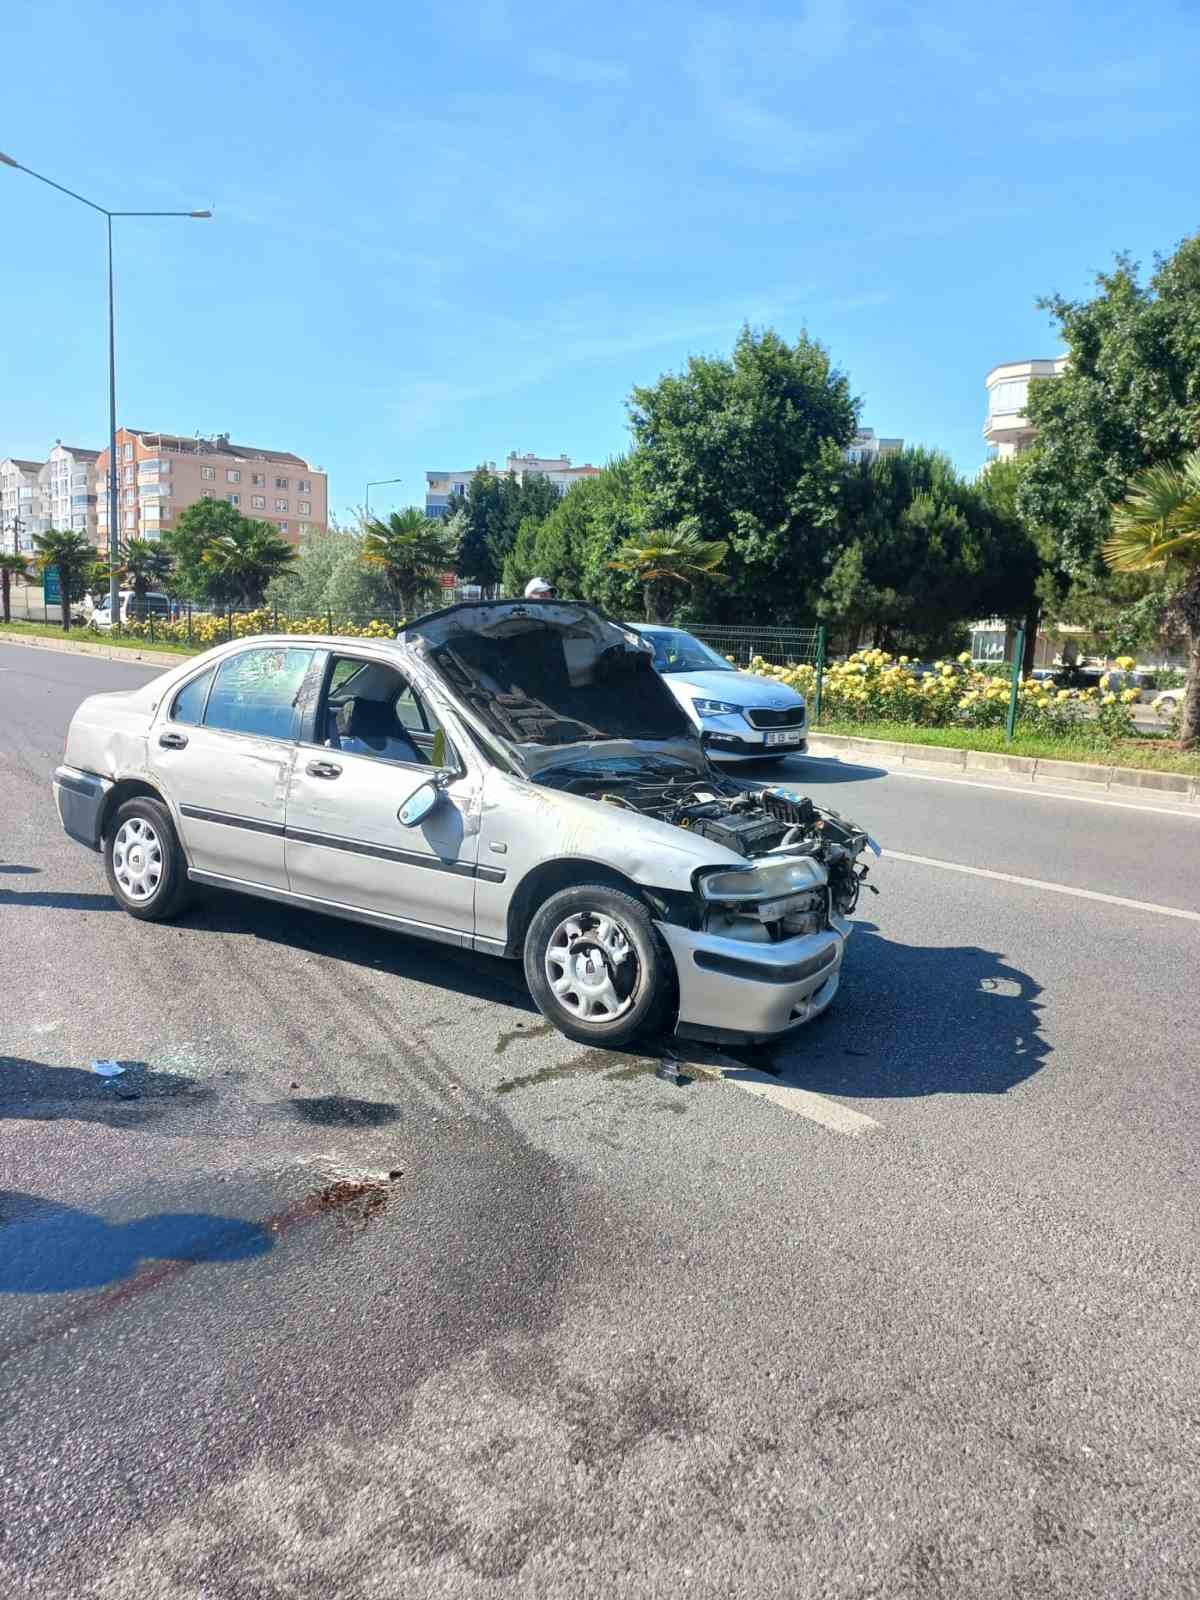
[149,644,315,890]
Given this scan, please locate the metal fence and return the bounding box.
[686,623,821,669]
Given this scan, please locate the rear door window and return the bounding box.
[204,647,315,740]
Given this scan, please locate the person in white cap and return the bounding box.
[524,577,558,600]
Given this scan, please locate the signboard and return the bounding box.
[42,565,61,605]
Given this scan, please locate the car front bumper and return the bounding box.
[701,730,808,761]
[656,918,845,1044]
[53,765,111,851]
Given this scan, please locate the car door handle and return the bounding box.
[306,760,342,779]
[158,731,188,750]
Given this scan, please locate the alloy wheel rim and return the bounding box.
[545,911,638,1023]
[112,817,163,902]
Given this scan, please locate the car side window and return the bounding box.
[204,647,315,741]
[322,656,451,768]
[170,666,215,726]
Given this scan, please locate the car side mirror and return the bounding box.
[397,779,441,828]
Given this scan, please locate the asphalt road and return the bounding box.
[3,638,1199,1600]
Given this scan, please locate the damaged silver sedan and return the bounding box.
[53,601,879,1047]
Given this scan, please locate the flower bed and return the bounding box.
[111,609,400,646]
[755,650,1150,744]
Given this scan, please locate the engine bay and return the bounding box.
[539,766,877,919]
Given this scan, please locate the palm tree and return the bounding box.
[362,507,459,620]
[608,519,729,623]
[1103,449,1200,750]
[32,528,98,632]
[0,551,28,625]
[120,538,174,621]
[200,520,297,610]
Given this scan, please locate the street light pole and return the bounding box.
[365,478,403,517]
[1,152,210,621]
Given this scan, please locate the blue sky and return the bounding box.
[3,0,1198,521]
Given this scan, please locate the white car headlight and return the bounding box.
[697,856,826,903]
[691,698,742,716]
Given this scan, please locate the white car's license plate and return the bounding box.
[766,730,802,746]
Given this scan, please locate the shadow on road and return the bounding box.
[0,1057,212,1126]
[762,923,1049,1097]
[0,864,41,875]
[729,754,889,786]
[181,889,541,1016]
[0,1191,273,1293]
[0,889,116,910]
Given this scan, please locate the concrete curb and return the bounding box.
[806,731,1200,804]
[0,632,188,670]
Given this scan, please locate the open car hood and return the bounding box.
[398,601,707,776]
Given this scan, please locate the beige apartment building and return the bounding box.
[1,443,101,551]
[0,457,43,553]
[95,428,328,549]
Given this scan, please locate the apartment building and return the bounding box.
[984,357,1068,460]
[0,458,43,553]
[425,451,602,517]
[38,443,101,544]
[845,428,903,465]
[95,428,328,548]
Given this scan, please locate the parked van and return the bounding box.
[90,590,173,631]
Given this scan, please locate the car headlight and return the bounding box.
[691,698,742,716]
[697,856,826,903]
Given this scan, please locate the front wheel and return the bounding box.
[524,884,670,1047]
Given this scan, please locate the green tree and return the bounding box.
[167,500,252,600]
[608,520,729,623]
[1019,236,1200,578]
[628,325,858,623]
[119,538,174,621]
[822,449,1042,658]
[0,551,28,625]
[1103,450,1200,748]
[201,521,298,608]
[32,528,95,632]
[267,523,394,620]
[448,469,565,590]
[362,507,459,619]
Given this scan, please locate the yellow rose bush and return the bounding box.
[749,651,1139,742]
[115,609,404,646]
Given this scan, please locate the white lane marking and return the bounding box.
[723,1068,882,1135]
[887,849,1200,925]
[818,762,1200,821]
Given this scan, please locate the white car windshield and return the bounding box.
[640,629,735,674]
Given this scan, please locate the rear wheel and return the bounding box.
[104,797,191,922]
[524,884,669,1047]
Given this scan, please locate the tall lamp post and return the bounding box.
[1,152,210,621]
[365,478,403,518]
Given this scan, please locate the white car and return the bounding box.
[91,589,173,630]
[631,625,808,762]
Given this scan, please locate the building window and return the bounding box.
[124,512,136,530]
[274,477,289,490]
[123,466,134,485]
[278,521,288,534]
[297,478,310,493]
[252,472,265,486]
[274,499,288,513]
[123,442,133,460]
[201,490,213,499]
[251,494,266,510]
[297,522,312,534]
[454,481,466,494]
[124,489,135,505]
[227,469,241,483]
[228,493,240,506]
[201,466,216,480]
[298,500,311,515]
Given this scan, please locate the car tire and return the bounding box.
[104,796,191,922]
[524,884,670,1048]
